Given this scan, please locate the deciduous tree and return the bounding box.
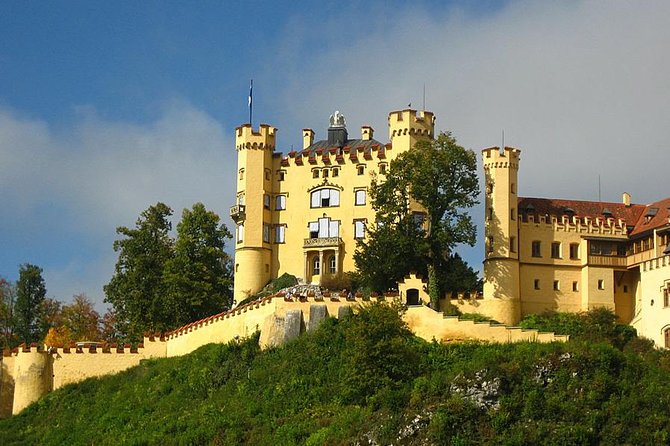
[0,278,17,348]
[355,132,479,310]
[61,294,101,341]
[164,203,233,327]
[14,264,47,344]
[104,203,174,340]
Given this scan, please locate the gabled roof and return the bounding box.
[629,197,670,236]
[517,197,646,227]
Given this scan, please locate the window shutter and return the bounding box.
[330,190,339,206]
[329,221,339,237]
[318,218,329,238]
[311,191,320,208]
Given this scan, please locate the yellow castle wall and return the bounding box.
[632,256,670,346]
[50,339,166,391]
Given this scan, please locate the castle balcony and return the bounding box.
[588,255,628,269]
[303,237,343,249]
[229,204,246,223]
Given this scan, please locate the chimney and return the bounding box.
[361,126,374,141]
[302,129,315,150]
[622,192,631,207]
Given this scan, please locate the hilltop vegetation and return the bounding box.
[1,304,669,445]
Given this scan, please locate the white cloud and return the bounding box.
[0,101,236,307]
[266,0,670,271]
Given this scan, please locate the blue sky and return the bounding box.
[2,1,669,309]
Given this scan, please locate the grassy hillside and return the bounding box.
[1,304,670,445]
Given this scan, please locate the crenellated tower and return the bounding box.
[388,109,435,152]
[232,124,277,303]
[482,146,521,325]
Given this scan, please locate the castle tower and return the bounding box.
[482,146,521,325]
[12,349,52,415]
[232,123,277,303]
[388,109,435,152]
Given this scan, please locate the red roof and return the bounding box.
[518,197,645,227]
[629,197,670,236]
[518,196,670,237]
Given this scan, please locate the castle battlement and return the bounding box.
[482,146,521,170]
[388,109,435,139]
[520,213,629,236]
[235,123,277,151]
[280,142,389,167]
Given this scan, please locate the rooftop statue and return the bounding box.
[329,110,346,128]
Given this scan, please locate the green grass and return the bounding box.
[1,305,670,445]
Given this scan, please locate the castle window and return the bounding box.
[235,263,239,273]
[572,281,578,292]
[264,169,271,181]
[355,189,366,206]
[511,183,516,194]
[551,242,561,259]
[379,163,387,174]
[278,170,286,181]
[312,169,319,179]
[332,168,339,177]
[664,286,670,308]
[323,169,329,178]
[665,328,670,349]
[354,220,366,239]
[532,241,542,257]
[263,194,270,209]
[569,243,579,260]
[413,212,426,231]
[275,195,286,210]
[309,217,340,238]
[553,280,560,291]
[237,193,245,206]
[487,236,494,253]
[623,285,628,293]
[510,208,516,221]
[598,279,605,290]
[510,236,517,253]
[239,168,244,180]
[313,257,320,275]
[329,256,337,274]
[357,165,365,176]
[275,225,285,243]
[311,189,340,208]
[237,224,244,243]
[263,224,270,243]
[534,279,540,290]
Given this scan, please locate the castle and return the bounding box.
[231,109,431,303]
[2,107,668,418]
[232,108,670,346]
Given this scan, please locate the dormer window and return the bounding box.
[645,208,658,223]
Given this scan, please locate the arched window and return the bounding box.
[665,327,670,348]
[310,188,340,208]
[313,256,320,275]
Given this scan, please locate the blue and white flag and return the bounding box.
[248,79,253,124]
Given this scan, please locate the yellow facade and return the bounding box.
[479,145,670,346]
[232,109,434,302]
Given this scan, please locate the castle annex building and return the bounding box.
[231,109,432,303]
[482,147,670,346]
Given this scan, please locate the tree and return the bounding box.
[0,278,17,348]
[37,297,62,341]
[356,132,479,310]
[104,203,174,340]
[14,264,47,344]
[61,294,101,341]
[164,203,233,327]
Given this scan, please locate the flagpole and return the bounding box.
[248,79,253,126]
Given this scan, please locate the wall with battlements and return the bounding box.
[0,292,569,417]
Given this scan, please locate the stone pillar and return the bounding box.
[319,251,324,276]
[303,252,308,282]
[334,250,340,274]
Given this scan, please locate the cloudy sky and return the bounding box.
[1,1,669,309]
